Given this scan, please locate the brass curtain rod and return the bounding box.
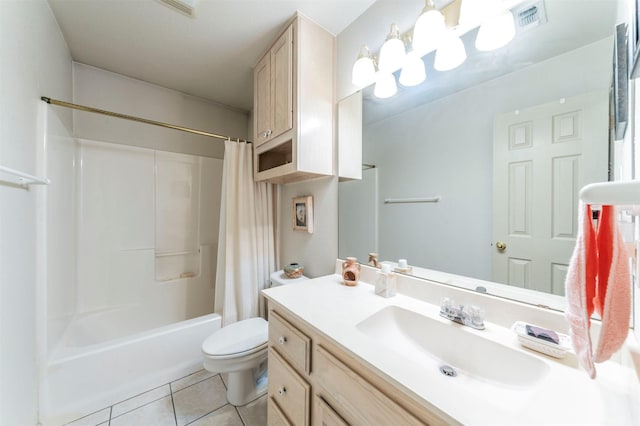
[41,97,251,143]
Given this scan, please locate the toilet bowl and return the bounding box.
[202,270,308,406]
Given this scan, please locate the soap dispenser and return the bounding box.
[375,263,396,298]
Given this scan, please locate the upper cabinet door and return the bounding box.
[270,25,293,141]
[253,52,271,146]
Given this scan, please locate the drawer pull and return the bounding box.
[278,336,288,345]
[278,387,286,396]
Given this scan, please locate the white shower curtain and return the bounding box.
[214,140,276,325]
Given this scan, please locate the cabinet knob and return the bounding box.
[278,336,287,345]
[278,387,286,396]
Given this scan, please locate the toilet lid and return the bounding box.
[202,317,268,356]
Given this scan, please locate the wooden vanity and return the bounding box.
[262,269,638,426]
[265,303,452,425]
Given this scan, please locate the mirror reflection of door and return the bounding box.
[492,91,608,295]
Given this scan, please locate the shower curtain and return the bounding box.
[214,140,276,325]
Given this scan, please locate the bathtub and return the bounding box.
[41,311,221,425]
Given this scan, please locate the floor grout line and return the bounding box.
[169,382,178,426]
[235,405,246,426]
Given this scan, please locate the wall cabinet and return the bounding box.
[253,15,335,184]
[254,26,293,146]
[266,304,448,426]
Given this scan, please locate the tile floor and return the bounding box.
[64,370,266,426]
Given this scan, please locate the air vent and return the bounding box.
[513,0,547,32]
[157,0,197,17]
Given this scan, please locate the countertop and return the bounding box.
[262,273,639,425]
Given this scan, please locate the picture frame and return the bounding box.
[292,195,313,233]
[630,0,640,78]
[614,22,628,140]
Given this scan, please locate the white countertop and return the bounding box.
[263,274,639,425]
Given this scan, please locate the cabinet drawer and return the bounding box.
[314,395,349,426]
[268,348,311,426]
[314,346,425,426]
[268,397,292,426]
[269,310,311,374]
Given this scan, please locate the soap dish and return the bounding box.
[394,266,412,274]
[512,321,572,359]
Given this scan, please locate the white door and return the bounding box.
[492,91,608,295]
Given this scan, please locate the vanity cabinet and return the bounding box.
[253,15,335,184]
[266,304,447,426]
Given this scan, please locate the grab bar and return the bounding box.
[0,165,50,187]
[384,196,441,204]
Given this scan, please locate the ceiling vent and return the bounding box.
[513,0,548,33]
[157,0,197,17]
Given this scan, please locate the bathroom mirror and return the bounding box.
[338,0,621,309]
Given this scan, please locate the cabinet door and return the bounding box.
[270,25,293,140]
[314,395,349,426]
[314,346,425,425]
[254,52,271,146]
[268,348,311,426]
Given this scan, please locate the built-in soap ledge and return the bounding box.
[156,250,200,282]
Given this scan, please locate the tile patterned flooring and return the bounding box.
[64,370,266,426]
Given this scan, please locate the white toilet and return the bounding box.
[202,270,308,406]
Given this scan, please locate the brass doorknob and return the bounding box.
[496,241,507,251]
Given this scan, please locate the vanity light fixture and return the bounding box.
[434,31,466,71]
[475,9,516,51]
[412,0,446,55]
[378,23,406,73]
[353,0,524,94]
[399,48,426,87]
[374,73,397,98]
[352,45,377,87]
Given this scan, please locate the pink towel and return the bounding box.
[564,203,597,378]
[565,204,631,378]
[593,206,631,363]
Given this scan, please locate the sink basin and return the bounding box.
[356,306,549,388]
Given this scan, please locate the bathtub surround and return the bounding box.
[215,141,276,325]
[40,129,224,422]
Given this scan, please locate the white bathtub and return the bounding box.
[41,312,221,426]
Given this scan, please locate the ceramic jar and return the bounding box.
[284,263,304,278]
[342,257,361,286]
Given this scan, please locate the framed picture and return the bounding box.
[292,195,313,233]
[614,22,628,140]
[630,0,640,78]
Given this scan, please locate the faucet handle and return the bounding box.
[464,305,485,328]
[440,297,454,312]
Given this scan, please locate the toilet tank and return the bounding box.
[270,270,308,287]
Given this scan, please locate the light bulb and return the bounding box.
[378,24,406,73]
[475,10,516,51]
[399,51,426,87]
[412,0,445,55]
[374,73,397,99]
[434,32,466,71]
[351,45,376,87]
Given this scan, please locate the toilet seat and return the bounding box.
[202,317,268,359]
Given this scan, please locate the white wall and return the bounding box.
[72,62,249,159]
[278,176,339,277]
[363,38,611,280]
[0,1,72,423]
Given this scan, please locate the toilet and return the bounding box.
[202,270,308,406]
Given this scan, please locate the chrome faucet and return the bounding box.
[439,297,485,330]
